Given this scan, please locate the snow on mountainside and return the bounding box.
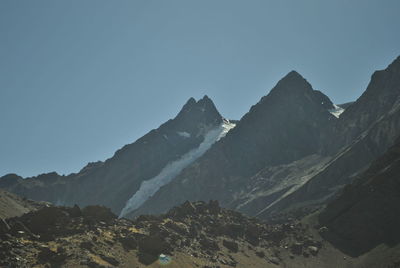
[119,119,236,217]
[329,104,345,118]
[0,95,225,215]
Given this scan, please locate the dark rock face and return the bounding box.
[259,55,400,219]
[0,96,223,214]
[131,56,400,222]
[222,239,239,252]
[326,55,400,153]
[319,139,400,256]
[132,71,336,216]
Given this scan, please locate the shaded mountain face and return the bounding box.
[326,56,400,153]
[256,55,400,219]
[0,96,226,214]
[133,56,400,220]
[319,138,400,256]
[130,71,337,217]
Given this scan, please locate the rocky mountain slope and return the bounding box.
[130,71,339,217]
[132,56,400,220]
[257,55,400,218]
[319,137,400,257]
[0,189,45,219]
[0,96,230,215]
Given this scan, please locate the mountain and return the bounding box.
[327,56,400,153]
[0,96,233,215]
[2,56,399,230]
[130,56,400,220]
[130,71,339,217]
[1,55,400,267]
[256,55,400,218]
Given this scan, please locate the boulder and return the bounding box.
[164,221,189,235]
[138,235,172,256]
[222,240,238,253]
[37,246,67,266]
[221,223,245,238]
[119,235,138,250]
[208,200,221,214]
[199,237,219,251]
[82,206,116,223]
[66,205,82,218]
[99,254,119,266]
[290,242,303,255]
[23,207,69,235]
[308,246,319,256]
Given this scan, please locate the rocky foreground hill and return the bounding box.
[2,198,399,268]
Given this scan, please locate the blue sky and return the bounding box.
[1,0,399,177]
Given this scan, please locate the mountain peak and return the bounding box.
[245,71,334,123]
[178,96,221,120]
[181,97,197,111]
[276,70,309,88]
[201,94,211,101]
[287,70,303,78]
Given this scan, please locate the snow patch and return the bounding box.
[119,120,236,217]
[329,104,345,118]
[177,131,191,138]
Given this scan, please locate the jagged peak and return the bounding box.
[181,97,197,111]
[199,94,211,102]
[178,95,221,118]
[197,95,218,109]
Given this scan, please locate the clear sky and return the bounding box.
[1,0,399,177]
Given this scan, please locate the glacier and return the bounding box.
[119,120,236,218]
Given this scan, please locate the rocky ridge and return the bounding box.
[0,96,225,214]
[0,200,327,268]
